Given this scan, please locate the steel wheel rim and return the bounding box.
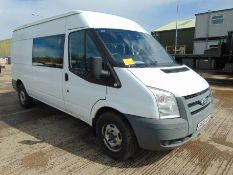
[20,90,26,105]
[102,123,122,152]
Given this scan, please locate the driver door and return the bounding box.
[63,29,107,123]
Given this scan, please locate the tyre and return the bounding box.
[96,112,138,160]
[18,84,34,108]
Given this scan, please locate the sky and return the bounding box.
[0,0,233,40]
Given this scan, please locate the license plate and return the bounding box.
[197,115,211,131]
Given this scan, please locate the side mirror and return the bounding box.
[90,57,110,79]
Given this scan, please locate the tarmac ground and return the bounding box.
[0,65,233,175]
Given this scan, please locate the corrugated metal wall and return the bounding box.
[0,39,11,57]
[153,28,195,54]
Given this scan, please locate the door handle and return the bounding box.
[65,73,69,81]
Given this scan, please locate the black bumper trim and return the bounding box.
[125,114,190,151]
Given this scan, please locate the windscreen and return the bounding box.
[96,29,176,68]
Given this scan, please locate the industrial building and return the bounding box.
[153,8,233,72]
[151,19,195,54]
[0,38,11,58]
[194,8,233,54]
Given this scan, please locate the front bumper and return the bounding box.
[125,98,213,151]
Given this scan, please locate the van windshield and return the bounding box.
[96,29,176,68]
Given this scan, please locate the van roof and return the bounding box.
[14,11,81,31]
[14,10,148,34]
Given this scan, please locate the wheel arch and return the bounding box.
[92,106,136,139]
[16,79,23,90]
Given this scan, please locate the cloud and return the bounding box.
[0,0,179,39]
[0,0,233,39]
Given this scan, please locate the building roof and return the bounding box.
[196,8,233,16]
[154,19,195,32]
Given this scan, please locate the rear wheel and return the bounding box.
[96,112,138,160]
[18,84,34,108]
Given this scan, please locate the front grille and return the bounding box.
[184,88,211,116]
[191,103,210,115]
[184,88,209,100]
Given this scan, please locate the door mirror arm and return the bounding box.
[90,57,110,79]
[101,70,110,78]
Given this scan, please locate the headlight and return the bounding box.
[149,88,180,119]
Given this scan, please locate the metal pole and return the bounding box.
[175,4,179,54]
[206,10,211,51]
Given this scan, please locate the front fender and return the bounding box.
[90,99,128,125]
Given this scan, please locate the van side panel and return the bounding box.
[30,67,65,111]
[13,18,67,41]
[12,17,67,110]
[11,39,33,94]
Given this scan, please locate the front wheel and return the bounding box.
[18,84,34,109]
[96,112,138,160]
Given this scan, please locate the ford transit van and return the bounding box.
[12,11,213,160]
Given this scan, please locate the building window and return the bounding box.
[32,34,65,68]
[211,15,224,24]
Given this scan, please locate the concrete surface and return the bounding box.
[201,73,233,81]
[0,65,233,175]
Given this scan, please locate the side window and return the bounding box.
[86,33,102,71]
[68,31,85,74]
[68,30,102,75]
[32,34,65,68]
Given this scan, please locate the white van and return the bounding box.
[12,11,213,160]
